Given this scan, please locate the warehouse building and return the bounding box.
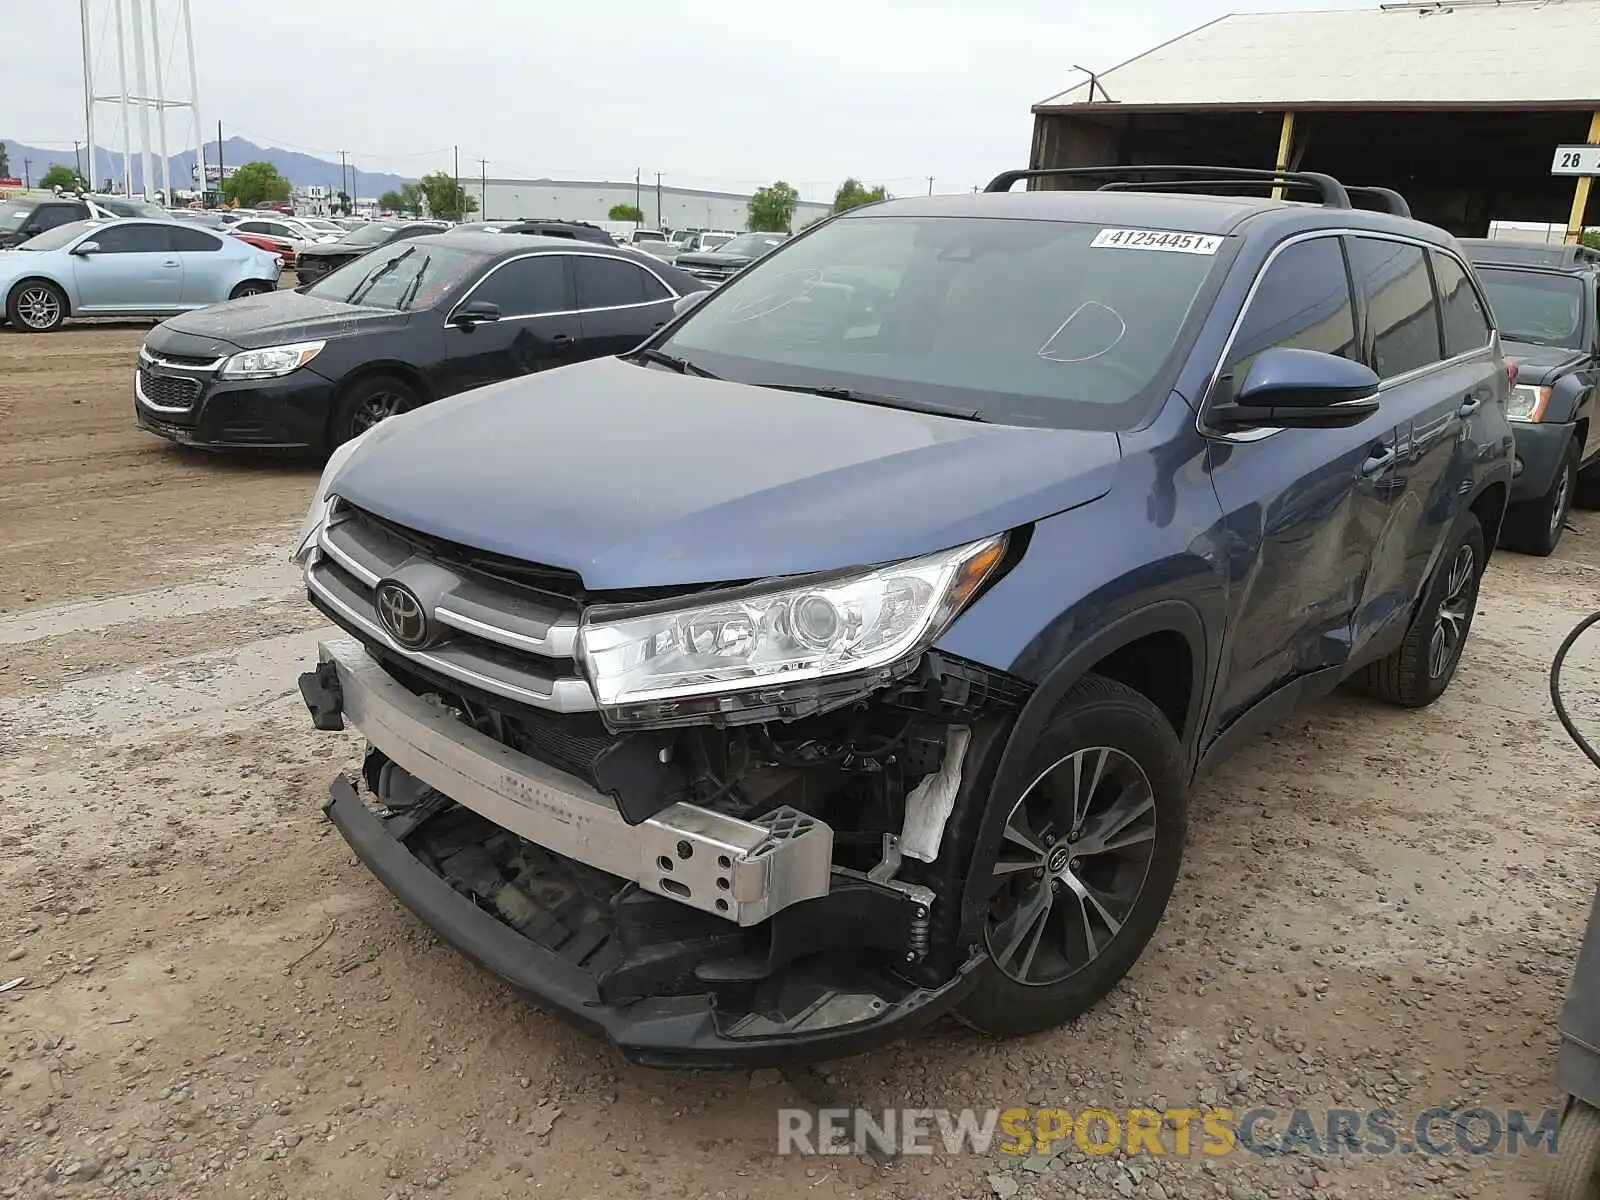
[470,177,832,232]
[1028,0,1600,238]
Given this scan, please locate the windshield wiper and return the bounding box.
[628,347,720,378]
[752,383,987,422]
[396,254,431,311]
[346,247,413,306]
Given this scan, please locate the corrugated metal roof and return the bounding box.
[1037,1,1600,110]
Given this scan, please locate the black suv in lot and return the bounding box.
[293,166,1513,1066]
[1460,239,1600,555]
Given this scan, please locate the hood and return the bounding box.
[1501,339,1590,385]
[300,238,377,258]
[154,289,409,351]
[329,356,1120,589]
[676,250,756,268]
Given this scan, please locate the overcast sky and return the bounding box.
[13,0,1375,202]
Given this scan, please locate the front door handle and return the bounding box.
[1458,395,1482,419]
[550,333,572,345]
[161,260,181,269]
[1360,446,1396,477]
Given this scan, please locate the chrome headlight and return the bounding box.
[219,340,325,380]
[1507,384,1551,423]
[577,535,1007,728]
[290,427,376,563]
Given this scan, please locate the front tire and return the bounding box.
[1355,512,1484,708]
[957,675,1187,1038]
[1501,442,1577,556]
[6,280,67,332]
[327,374,419,452]
[1545,1100,1600,1200]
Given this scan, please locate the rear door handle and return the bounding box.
[1458,395,1482,418]
[161,260,181,269]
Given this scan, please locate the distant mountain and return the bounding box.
[0,136,409,198]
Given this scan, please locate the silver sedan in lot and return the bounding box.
[0,217,283,333]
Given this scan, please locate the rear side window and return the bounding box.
[1430,251,1492,357]
[94,224,172,253]
[1346,237,1443,379]
[35,204,85,232]
[169,226,223,252]
[574,256,658,308]
[465,255,571,316]
[1222,236,1357,388]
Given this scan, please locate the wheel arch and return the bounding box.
[324,361,434,446]
[7,275,73,318]
[954,599,1208,950]
[1469,479,1509,557]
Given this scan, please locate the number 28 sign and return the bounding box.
[1552,145,1600,177]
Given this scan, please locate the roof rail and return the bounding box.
[983,165,1353,209]
[1095,176,1411,218]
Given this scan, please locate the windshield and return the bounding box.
[93,196,166,219]
[303,241,487,311]
[717,233,786,257]
[699,233,733,250]
[341,223,404,247]
[18,220,103,251]
[660,215,1222,429]
[1478,268,1586,349]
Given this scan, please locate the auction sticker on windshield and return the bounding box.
[1091,229,1223,255]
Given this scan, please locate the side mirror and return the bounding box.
[672,290,709,317]
[1208,347,1381,432]
[451,300,500,327]
[71,240,101,257]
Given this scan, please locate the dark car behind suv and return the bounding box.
[135,233,708,452]
[1460,238,1600,554]
[674,231,789,284]
[291,167,1512,1068]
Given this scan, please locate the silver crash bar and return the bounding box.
[319,638,833,926]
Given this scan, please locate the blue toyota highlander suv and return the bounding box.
[293,166,1514,1067]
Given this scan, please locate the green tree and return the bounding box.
[221,161,291,208]
[748,181,799,233]
[335,190,352,216]
[40,164,85,192]
[379,183,424,216]
[418,171,477,221]
[1583,229,1600,252]
[0,141,9,178]
[832,177,889,213]
[609,203,645,222]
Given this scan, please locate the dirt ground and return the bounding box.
[2,324,1599,1200]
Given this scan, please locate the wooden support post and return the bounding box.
[1564,110,1600,245]
[1271,110,1296,201]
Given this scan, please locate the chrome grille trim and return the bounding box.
[308,508,592,712]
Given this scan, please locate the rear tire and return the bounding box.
[1545,1100,1600,1200]
[1501,442,1577,556]
[956,675,1187,1038]
[6,279,67,332]
[1354,513,1484,708]
[327,374,419,452]
[229,280,275,300]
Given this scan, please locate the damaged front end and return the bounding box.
[299,501,1031,1066]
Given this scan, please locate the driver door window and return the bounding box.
[463,255,572,317]
[1218,236,1358,399]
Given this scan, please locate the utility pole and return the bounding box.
[927,176,934,196]
[453,145,460,221]
[216,120,224,204]
[149,0,172,204]
[128,0,156,199]
[655,171,663,229]
[479,158,488,216]
[23,159,31,189]
[114,0,132,194]
[78,0,95,195]
[74,142,84,183]
[339,149,348,204]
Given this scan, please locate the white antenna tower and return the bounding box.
[80,0,204,201]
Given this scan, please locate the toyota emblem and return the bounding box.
[374,580,431,649]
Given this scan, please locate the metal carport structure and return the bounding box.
[1029,0,1600,239]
